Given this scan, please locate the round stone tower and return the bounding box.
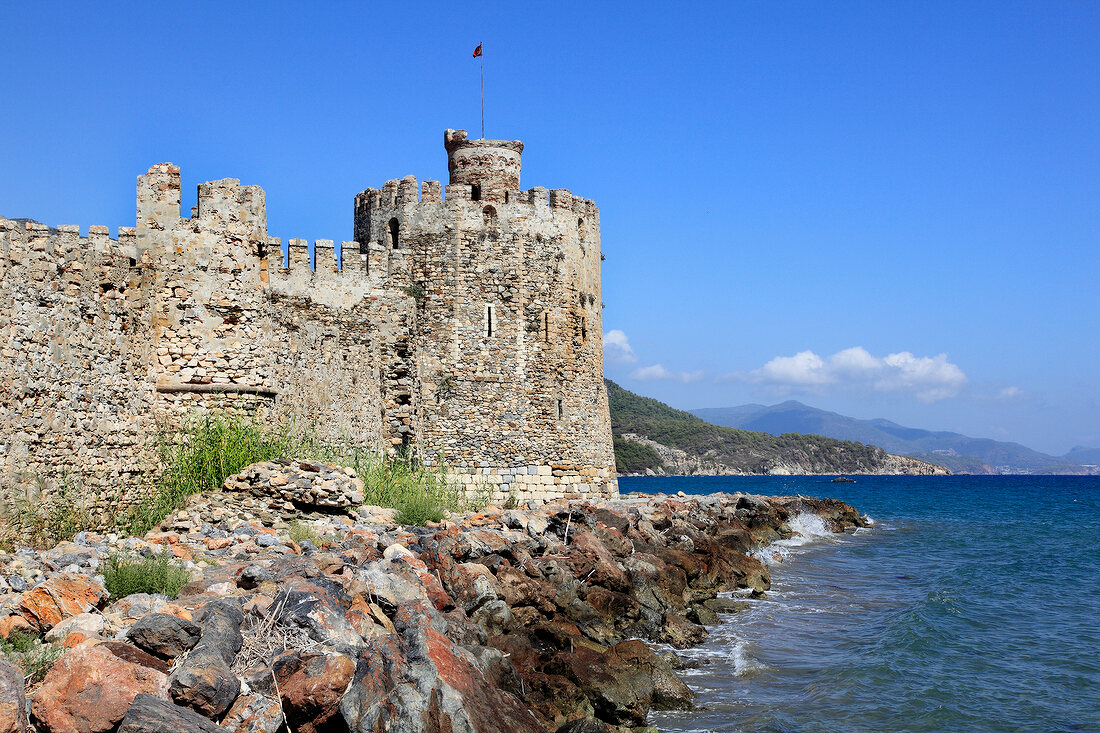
[353,129,617,501]
[444,129,524,202]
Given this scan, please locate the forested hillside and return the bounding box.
[607,380,947,476]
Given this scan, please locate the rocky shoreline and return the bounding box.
[0,470,867,733]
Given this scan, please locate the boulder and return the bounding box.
[116,694,227,733]
[32,644,169,733]
[168,599,243,719]
[44,613,105,644]
[220,694,283,733]
[269,581,363,655]
[339,627,543,733]
[128,613,201,660]
[18,575,108,631]
[0,660,28,733]
[271,651,355,733]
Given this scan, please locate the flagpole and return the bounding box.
[479,41,485,139]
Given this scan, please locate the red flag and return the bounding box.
[473,43,482,58]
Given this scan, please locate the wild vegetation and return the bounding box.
[607,379,900,474]
[102,551,191,599]
[0,414,486,550]
[612,436,664,474]
[0,629,65,686]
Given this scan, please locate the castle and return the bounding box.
[0,130,617,512]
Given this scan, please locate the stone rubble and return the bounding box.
[222,461,365,510]
[0,473,867,732]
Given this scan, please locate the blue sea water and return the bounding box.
[621,475,1100,733]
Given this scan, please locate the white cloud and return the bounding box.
[730,346,967,402]
[997,386,1024,401]
[603,329,638,364]
[630,364,705,383]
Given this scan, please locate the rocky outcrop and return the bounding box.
[2,484,866,732]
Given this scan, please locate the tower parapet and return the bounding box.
[444,129,524,203]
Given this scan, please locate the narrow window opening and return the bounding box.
[543,312,549,342]
[388,218,400,249]
[471,184,481,201]
[556,398,564,421]
[485,304,494,337]
[578,218,585,239]
[581,316,587,342]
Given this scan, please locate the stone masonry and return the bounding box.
[0,130,617,511]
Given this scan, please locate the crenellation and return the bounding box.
[380,180,399,207]
[286,238,310,270]
[549,188,573,209]
[444,183,473,202]
[421,180,442,202]
[314,239,338,273]
[1,128,616,514]
[397,175,419,205]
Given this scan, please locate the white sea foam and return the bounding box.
[754,511,837,565]
[730,640,767,677]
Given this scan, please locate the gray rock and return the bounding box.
[236,565,273,590]
[117,693,227,733]
[129,613,202,660]
[0,660,28,733]
[168,599,244,718]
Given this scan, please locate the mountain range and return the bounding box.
[606,380,946,477]
[691,401,1099,475]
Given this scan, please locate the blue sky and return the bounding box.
[2,1,1097,454]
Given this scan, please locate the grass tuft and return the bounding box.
[0,475,98,552]
[288,520,322,546]
[102,551,190,599]
[119,414,296,537]
[2,413,492,544]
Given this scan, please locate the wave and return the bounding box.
[753,511,840,565]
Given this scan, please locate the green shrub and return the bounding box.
[0,630,65,685]
[103,552,190,599]
[120,414,296,537]
[356,453,471,526]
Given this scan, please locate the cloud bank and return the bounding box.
[630,364,705,383]
[730,346,967,401]
[602,329,638,364]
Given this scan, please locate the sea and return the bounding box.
[622,475,1100,733]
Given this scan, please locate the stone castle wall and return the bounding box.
[0,130,617,509]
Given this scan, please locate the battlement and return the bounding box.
[0,217,141,271]
[356,178,597,213]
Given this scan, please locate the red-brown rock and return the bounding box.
[18,575,108,632]
[271,651,354,733]
[31,644,169,733]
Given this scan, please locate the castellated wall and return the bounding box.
[1,129,617,510]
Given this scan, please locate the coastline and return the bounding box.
[0,481,866,732]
